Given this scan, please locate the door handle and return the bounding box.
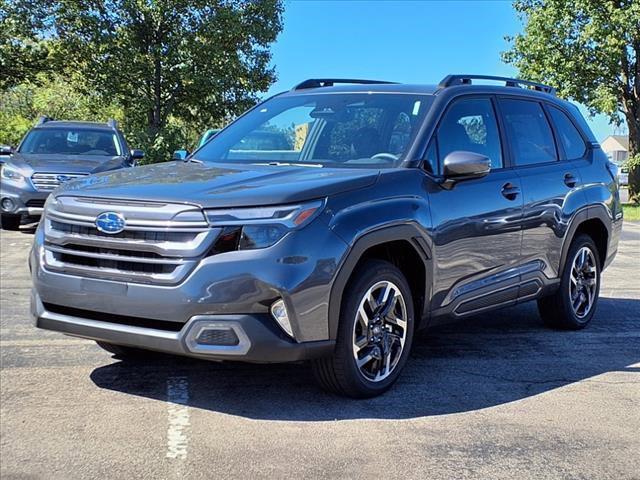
[501,183,520,200]
[564,173,578,188]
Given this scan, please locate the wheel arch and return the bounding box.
[559,205,611,273]
[328,224,432,340]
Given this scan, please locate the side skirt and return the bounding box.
[427,267,560,327]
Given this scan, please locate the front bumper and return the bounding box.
[0,180,48,217]
[31,212,347,362]
[31,292,334,363]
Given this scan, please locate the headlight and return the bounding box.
[206,199,325,250]
[0,165,27,184]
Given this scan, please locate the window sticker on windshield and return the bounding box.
[67,132,78,143]
[412,101,421,116]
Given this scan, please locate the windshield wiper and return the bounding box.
[252,162,323,168]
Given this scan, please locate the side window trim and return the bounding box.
[496,96,560,169]
[541,102,564,161]
[491,95,514,169]
[423,137,438,175]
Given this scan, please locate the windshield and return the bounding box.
[19,128,122,156]
[194,93,433,168]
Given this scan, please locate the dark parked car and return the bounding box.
[0,118,143,230]
[31,76,622,397]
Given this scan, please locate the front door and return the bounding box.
[426,96,524,316]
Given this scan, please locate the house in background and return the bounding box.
[601,135,630,186]
[601,135,629,164]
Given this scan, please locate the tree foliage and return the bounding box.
[504,0,640,202]
[0,74,122,146]
[0,0,56,90]
[0,0,283,162]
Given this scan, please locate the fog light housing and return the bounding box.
[1,197,15,212]
[270,299,294,339]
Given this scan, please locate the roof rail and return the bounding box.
[293,78,398,90]
[438,74,556,95]
[107,119,119,129]
[36,116,52,126]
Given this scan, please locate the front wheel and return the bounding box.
[538,234,601,329]
[312,260,415,398]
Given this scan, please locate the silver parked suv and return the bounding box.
[0,118,143,230]
[31,76,623,397]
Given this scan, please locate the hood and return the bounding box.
[6,153,126,175]
[55,161,379,207]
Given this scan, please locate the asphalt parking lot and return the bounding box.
[1,222,639,480]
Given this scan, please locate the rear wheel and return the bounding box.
[0,214,21,231]
[312,260,415,398]
[96,341,146,358]
[538,234,601,329]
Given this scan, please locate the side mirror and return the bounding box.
[442,151,491,181]
[172,149,189,161]
[0,146,13,156]
[130,149,145,160]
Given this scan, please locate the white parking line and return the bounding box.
[166,376,190,460]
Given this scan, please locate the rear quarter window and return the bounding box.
[547,105,587,160]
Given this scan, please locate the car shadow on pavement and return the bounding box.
[90,297,639,421]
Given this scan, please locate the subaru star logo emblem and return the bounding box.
[95,212,126,234]
[56,175,73,183]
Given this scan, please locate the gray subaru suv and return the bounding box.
[0,118,143,230]
[31,76,623,398]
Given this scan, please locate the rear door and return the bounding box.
[497,97,587,295]
[426,96,524,315]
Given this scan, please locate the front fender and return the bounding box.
[325,170,434,339]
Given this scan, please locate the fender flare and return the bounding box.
[558,204,612,273]
[328,223,432,340]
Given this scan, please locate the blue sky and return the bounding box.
[267,0,616,141]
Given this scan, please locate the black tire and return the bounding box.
[537,234,601,330]
[312,259,415,398]
[96,341,146,358]
[0,214,21,231]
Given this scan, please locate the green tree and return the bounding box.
[51,0,283,162]
[0,0,56,90]
[0,74,122,146]
[504,0,640,203]
[2,0,283,162]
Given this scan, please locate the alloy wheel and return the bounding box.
[352,280,408,382]
[569,246,598,319]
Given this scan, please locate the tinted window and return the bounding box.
[195,93,432,168]
[20,128,121,156]
[389,112,412,155]
[547,105,586,160]
[436,98,502,171]
[500,99,557,166]
[323,106,385,161]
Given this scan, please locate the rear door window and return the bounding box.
[547,105,587,160]
[499,99,558,166]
